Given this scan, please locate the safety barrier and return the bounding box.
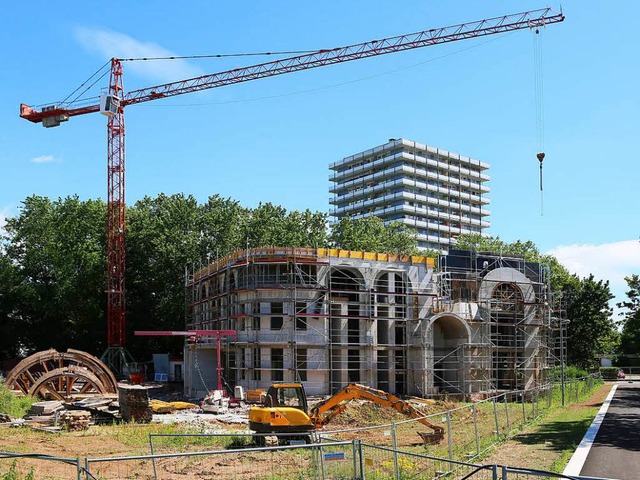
[0,377,602,479]
[319,377,599,463]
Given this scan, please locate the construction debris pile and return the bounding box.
[1,385,253,432]
[0,349,258,433]
[4,396,121,433]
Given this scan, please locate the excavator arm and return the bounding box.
[309,383,444,444]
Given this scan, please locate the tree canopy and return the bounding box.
[0,194,417,361]
[329,217,418,255]
[619,274,640,356]
[564,274,617,369]
[1,196,107,355]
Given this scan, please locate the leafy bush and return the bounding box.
[599,367,620,380]
[564,365,589,379]
[547,365,589,382]
[0,380,37,418]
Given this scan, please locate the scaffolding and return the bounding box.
[432,249,563,394]
[185,247,562,398]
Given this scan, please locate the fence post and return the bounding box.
[491,464,498,480]
[320,441,326,480]
[446,411,453,461]
[472,404,480,456]
[351,440,359,480]
[149,434,158,480]
[84,458,90,480]
[502,465,508,479]
[392,423,400,480]
[493,398,500,440]
[504,394,510,436]
[317,439,325,480]
[76,457,82,480]
[358,440,365,480]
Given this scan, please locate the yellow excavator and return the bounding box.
[248,383,444,445]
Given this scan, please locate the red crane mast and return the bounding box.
[19,8,564,369]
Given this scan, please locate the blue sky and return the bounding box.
[1,1,639,309]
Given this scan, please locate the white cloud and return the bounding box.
[74,27,202,83]
[31,154,56,164]
[547,240,640,313]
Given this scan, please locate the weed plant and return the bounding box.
[0,381,36,419]
[0,461,34,480]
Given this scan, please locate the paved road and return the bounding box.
[579,382,640,480]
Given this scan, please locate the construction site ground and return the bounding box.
[0,384,610,479]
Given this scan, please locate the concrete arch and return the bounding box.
[330,266,365,292]
[374,270,408,294]
[426,312,472,341]
[478,267,534,304]
[428,313,470,393]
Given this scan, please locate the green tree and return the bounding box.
[329,217,418,255]
[3,196,107,355]
[564,274,616,368]
[619,274,640,355]
[126,194,203,358]
[0,251,23,359]
[454,234,541,260]
[241,203,328,249]
[198,194,247,257]
[283,209,328,248]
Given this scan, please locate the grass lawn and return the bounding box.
[480,383,611,473]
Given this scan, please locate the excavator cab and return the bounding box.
[264,383,309,411]
[249,383,316,442]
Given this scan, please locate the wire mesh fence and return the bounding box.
[85,441,357,480]
[0,453,83,480]
[0,376,603,479]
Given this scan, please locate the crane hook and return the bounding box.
[537,152,545,191]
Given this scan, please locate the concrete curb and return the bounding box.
[562,384,618,476]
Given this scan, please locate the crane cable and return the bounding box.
[140,33,515,108]
[56,34,513,110]
[55,50,319,109]
[118,49,321,62]
[533,26,545,215]
[59,60,111,107]
[191,337,213,393]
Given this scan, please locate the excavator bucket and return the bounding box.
[418,431,445,445]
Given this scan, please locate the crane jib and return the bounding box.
[20,8,564,121]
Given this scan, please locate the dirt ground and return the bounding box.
[0,390,607,479]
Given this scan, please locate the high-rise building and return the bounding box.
[330,138,490,251]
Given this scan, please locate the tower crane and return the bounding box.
[19,8,564,372]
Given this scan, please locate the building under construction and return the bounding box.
[184,247,565,398]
